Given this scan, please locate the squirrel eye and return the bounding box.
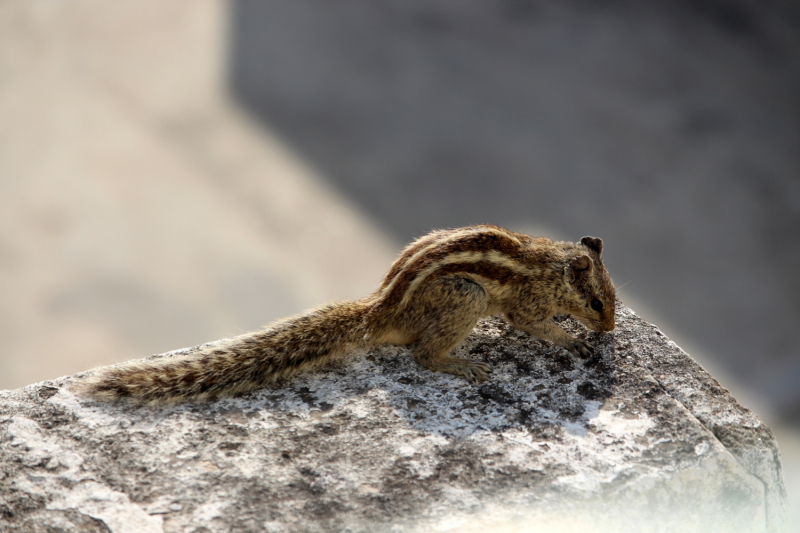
[590,298,603,312]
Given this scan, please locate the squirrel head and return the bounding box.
[560,237,616,332]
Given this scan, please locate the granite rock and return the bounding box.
[0,306,786,532]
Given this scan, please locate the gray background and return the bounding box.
[229,0,800,421]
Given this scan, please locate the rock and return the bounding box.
[0,306,786,532]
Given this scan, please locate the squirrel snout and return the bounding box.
[585,315,615,333]
[599,316,615,332]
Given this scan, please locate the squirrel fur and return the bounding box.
[76,225,616,404]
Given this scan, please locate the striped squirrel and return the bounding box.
[76,225,615,404]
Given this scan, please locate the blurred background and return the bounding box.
[1,0,798,523]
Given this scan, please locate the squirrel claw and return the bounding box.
[462,361,493,383]
[570,339,594,359]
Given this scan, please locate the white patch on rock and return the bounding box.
[47,481,163,533]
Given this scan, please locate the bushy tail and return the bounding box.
[75,299,373,404]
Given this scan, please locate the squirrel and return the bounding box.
[75,225,616,404]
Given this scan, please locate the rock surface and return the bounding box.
[0,306,786,532]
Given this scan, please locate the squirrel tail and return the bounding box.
[75,299,374,404]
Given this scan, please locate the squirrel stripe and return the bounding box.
[379,227,526,307]
[379,226,521,292]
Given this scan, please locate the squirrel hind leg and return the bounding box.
[414,349,493,383]
[410,275,492,383]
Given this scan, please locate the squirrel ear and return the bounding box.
[571,255,593,273]
[564,255,593,287]
[580,236,603,257]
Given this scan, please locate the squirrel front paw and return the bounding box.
[566,338,594,358]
